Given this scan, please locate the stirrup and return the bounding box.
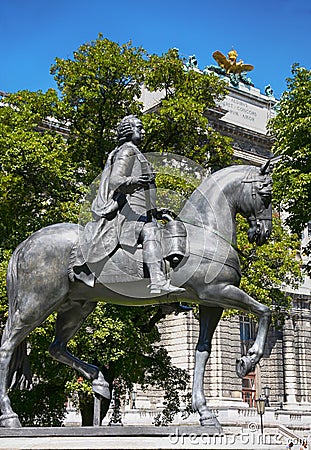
[73,271,95,288]
[149,280,185,295]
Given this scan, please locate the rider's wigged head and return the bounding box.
[117,115,141,144]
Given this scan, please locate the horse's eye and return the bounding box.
[260,193,271,207]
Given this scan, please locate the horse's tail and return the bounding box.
[1,246,32,389]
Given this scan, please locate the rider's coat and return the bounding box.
[73,141,156,270]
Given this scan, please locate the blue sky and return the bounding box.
[1,0,310,99]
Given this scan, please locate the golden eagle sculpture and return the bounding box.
[212,49,254,74]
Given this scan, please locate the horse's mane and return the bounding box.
[179,165,252,222]
[198,165,252,191]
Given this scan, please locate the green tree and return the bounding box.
[0,89,81,250]
[51,36,233,173]
[51,34,146,174]
[235,214,302,325]
[64,304,190,426]
[0,89,80,425]
[269,65,311,238]
[142,48,233,169]
[0,250,11,335]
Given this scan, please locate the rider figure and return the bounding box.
[73,115,184,295]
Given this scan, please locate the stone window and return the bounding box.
[242,373,256,407]
[239,315,256,355]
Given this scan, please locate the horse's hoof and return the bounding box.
[200,415,223,432]
[92,372,110,400]
[236,356,254,378]
[0,413,21,428]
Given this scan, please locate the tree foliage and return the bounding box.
[235,214,302,325]
[64,304,191,426]
[51,34,146,174]
[0,89,81,250]
[51,35,233,173]
[142,48,233,169]
[269,64,311,237]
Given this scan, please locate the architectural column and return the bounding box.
[292,301,311,405]
[282,316,298,406]
[205,316,245,407]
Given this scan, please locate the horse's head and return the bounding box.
[239,161,273,246]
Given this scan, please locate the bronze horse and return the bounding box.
[0,163,272,429]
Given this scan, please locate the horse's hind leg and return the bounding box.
[0,318,36,427]
[192,305,223,429]
[49,300,110,399]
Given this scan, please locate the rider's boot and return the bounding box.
[143,238,185,295]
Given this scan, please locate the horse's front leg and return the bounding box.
[192,305,223,428]
[219,285,271,378]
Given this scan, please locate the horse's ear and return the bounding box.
[259,160,270,175]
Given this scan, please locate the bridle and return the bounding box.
[179,165,273,260]
[241,169,273,223]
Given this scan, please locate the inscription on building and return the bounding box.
[220,95,270,134]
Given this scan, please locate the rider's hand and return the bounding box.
[132,175,155,186]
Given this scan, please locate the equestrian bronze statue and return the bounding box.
[72,115,184,295]
[0,115,273,430]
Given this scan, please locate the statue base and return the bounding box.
[0,425,222,436]
[1,424,295,449]
[0,425,223,448]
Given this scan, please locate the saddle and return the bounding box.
[72,218,188,286]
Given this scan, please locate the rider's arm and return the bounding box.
[109,146,151,194]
